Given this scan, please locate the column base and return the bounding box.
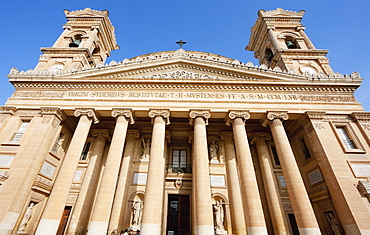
[216,228,227,234]
[298,227,321,235]
[247,227,268,234]
[35,219,60,235]
[141,223,159,235]
[87,221,109,235]
[196,225,214,235]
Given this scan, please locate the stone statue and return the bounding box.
[209,141,219,162]
[326,212,342,235]
[18,202,34,232]
[213,200,225,231]
[141,138,150,160]
[132,201,143,227]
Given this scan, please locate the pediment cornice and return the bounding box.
[8,49,362,85]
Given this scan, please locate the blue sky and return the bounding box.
[1,1,369,110]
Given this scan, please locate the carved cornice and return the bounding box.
[189,109,211,125]
[225,110,250,126]
[11,82,359,94]
[0,106,17,115]
[351,112,370,123]
[91,129,111,141]
[74,108,100,124]
[149,109,170,125]
[250,132,272,145]
[111,108,135,124]
[261,111,289,127]
[305,111,325,120]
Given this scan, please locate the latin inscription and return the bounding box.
[133,173,147,185]
[40,162,56,178]
[12,91,357,103]
[0,155,14,167]
[350,162,370,177]
[210,175,226,187]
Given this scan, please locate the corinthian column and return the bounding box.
[67,129,110,235]
[36,108,100,235]
[221,132,246,235]
[251,133,290,235]
[261,111,320,235]
[226,110,268,234]
[189,109,214,235]
[140,109,170,235]
[88,109,134,235]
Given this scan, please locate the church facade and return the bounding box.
[0,7,370,235]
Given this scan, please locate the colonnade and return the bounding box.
[32,108,320,235]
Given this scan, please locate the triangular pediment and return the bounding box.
[9,49,361,85]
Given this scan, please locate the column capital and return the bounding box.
[220,132,233,141]
[305,111,325,120]
[225,110,250,126]
[188,131,194,144]
[91,129,111,141]
[74,108,100,124]
[261,111,289,127]
[250,132,272,145]
[41,107,63,119]
[166,130,172,143]
[189,109,211,125]
[112,108,135,124]
[0,106,17,115]
[149,109,170,125]
[127,129,141,139]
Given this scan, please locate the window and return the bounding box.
[167,149,191,173]
[300,138,312,160]
[336,127,356,149]
[80,142,91,160]
[332,123,365,153]
[69,34,82,47]
[285,36,299,49]
[52,133,65,153]
[270,145,281,166]
[11,121,29,142]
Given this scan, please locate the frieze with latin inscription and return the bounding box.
[11,91,357,103]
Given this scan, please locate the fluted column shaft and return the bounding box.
[67,129,109,235]
[252,133,290,235]
[88,109,134,235]
[262,111,320,235]
[221,133,247,235]
[141,109,170,235]
[36,108,99,235]
[228,110,268,234]
[108,130,140,232]
[189,109,214,235]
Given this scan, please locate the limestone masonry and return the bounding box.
[0,7,369,235]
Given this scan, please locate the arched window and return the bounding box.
[264,48,274,62]
[69,34,82,48]
[285,36,298,49]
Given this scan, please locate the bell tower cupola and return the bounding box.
[246,8,334,75]
[34,8,119,72]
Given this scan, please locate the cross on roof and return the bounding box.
[176,39,187,49]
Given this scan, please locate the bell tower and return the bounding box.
[246,8,334,75]
[34,8,119,72]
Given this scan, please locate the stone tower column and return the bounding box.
[261,111,320,235]
[140,109,170,235]
[67,129,110,234]
[88,109,134,235]
[189,109,214,235]
[227,110,268,234]
[35,108,99,235]
[108,130,140,232]
[251,133,290,235]
[221,132,247,235]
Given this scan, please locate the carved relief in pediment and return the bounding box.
[142,70,219,80]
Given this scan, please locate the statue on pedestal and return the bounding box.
[213,200,227,234]
[131,201,143,231]
[209,141,219,163]
[141,138,150,160]
[18,203,34,233]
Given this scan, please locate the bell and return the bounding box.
[69,39,81,47]
[285,40,296,48]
